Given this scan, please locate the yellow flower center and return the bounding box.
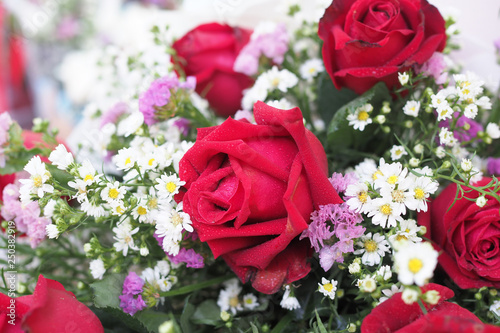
[408,258,423,273]
[271,77,280,87]
[148,158,155,166]
[308,67,316,74]
[395,234,408,241]
[125,157,131,165]
[172,213,182,226]
[323,283,334,292]
[229,296,239,308]
[364,239,378,253]
[148,198,158,210]
[414,188,425,200]
[166,182,177,193]
[387,175,398,185]
[245,298,254,304]
[380,204,392,215]
[358,191,368,203]
[137,206,147,215]
[33,175,43,188]
[358,111,369,121]
[84,174,94,182]
[109,188,119,199]
[116,206,124,214]
[372,170,383,181]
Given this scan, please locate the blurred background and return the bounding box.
[1,0,499,139]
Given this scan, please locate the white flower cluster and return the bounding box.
[217,279,260,315]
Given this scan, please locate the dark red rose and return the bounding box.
[0,274,103,332]
[172,23,254,117]
[177,101,342,294]
[318,0,447,95]
[419,178,500,289]
[362,283,500,332]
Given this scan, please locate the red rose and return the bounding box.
[0,274,103,332]
[318,0,447,95]
[172,23,254,117]
[362,283,500,332]
[419,178,500,289]
[177,101,342,294]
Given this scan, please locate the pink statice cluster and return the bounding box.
[301,173,365,271]
[233,22,289,76]
[0,113,13,167]
[416,52,448,84]
[139,75,196,126]
[119,272,147,316]
[1,181,51,248]
[154,232,204,269]
[100,102,128,128]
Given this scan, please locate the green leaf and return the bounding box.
[317,72,358,125]
[159,275,232,297]
[46,164,75,191]
[180,297,196,333]
[270,312,293,333]
[93,306,149,333]
[191,300,221,326]
[90,273,126,309]
[315,310,328,333]
[0,149,42,175]
[135,310,176,333]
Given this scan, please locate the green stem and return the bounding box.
[159,275,232,297]
[271,312,293,333]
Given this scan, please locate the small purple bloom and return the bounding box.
[487,157,500,175]
[329,172,358,195]
[119,293,147,316]
[439,112,483,142]
[100,102,128,128]
[168,248,204,269]
[122,272,145,295]
[173,118,190,137]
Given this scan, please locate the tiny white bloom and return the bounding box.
[376,265,393,281]
[486,123,500,139]
[490,300,500,316]
[358,275,377,293]
[345,182,370,213]
[476,196,487,207]
[280,285,300,310]
[413,144,424,154]
[117,112,144,137]
[389,219,423,247]
[48,144,74,170]
[81,199,106,218]
[18,156,54,201]
[365,198,404,228]
[155,174,185,201]
[45,224,60,239]
[464,104,478,119]
[423,290,441,305]
[90,259,106,280]
[402,288,419,305]
[78,159,99,185]
[217,278,243,315]
[438,128,457,147]
[354,233,390,266]
[101,181,126,203]
[299,58,324,81]
[403,100,420,117]
[242,294,260,310]
[435,146,446,159]
[409,158,419,168]
[394,242,438,286]
[140,246,150,256]
[43,199,57,217]
[113,221,140,256]
[261,66,299,93]
[379,285,404,303]
[461,158,473,172]
[398,72,409,85]
[405,176,439,212]
[318,277,338,300]
[113,147,137,171]
[348,262,361,275]
[266,98,295,110]
[347,104,373,131]
[390,145,408,161]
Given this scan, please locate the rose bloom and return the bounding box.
[419,178,500,289]
[318,0,447,94]
[172,23,254,117]
[0,274,103,332]
[177,101,342,294]
[362,283,500,332]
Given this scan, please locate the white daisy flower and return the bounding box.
[389,219,422,247]
[345,182,370,213]
[390,145,408,161]
[131,196,150,223]
[109,200,127,216]
[318,277,338,300]
[464,104,478,119]
[486,123,500,139]
[405,175,439,212]
[379,285,404,303]
[68,178,89,203]
[155,174,185,200]
[261,66,299,93]
[353,158,378,183]
[45,224,60,239]
[347,103,373,131]
[365,197,404,228]
[217,279,243,315]
[242,294,260,310]
[19,156,54,201]
[299,58,324,81]
[113,147,137,171]
[398,72,409,85]
[113,221,140,256]
[78,159,99,185]
[373,161,408,189]
[376,265,393,281]
[403,100,420,117]
[101,181,126,203]
[354,233,390,266]
[89,259,106,280]
[394,242,438,286]
[48,144,74,170]
[430,92,449,111]
[475,95,492,110]
[81,199,106,218]
[280,285,300,310]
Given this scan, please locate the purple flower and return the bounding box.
[168,248,204,269]
[56,16,80,40]
[119,293,147,316]
[122,272,145,295]
[495,38,500,52]
[173,118,190,137]
[139,76,196,126]
[26,217,51,248]
[487,157,500,175]
[329,172,358,195]
[416,52,448,85]
[100,102,128,128]
[234,23,289,76]
[319,245,344,271]
[439,112,483,142]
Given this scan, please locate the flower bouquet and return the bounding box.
[2,0,500,332]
